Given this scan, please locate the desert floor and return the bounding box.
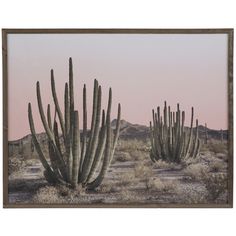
[8,139,229,206]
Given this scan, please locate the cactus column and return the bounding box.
[149,101,201,163]
[28,58,121,189]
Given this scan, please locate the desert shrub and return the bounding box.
[33,186,64,204]
[130,150,148,161]
[115,152,132,162]
[183,163,209,181]
[134,163,153,178]
[116,171,136,187]
[117,139,149,152]
[216,153,228,162]
[176,188,207,204]
[33,185,85,204]
[145,177,176,192]
[209,160,225,172]
[202,173,227,201]
[204,142,227,154]
[8,157,25,175]
[98,183,117,193]
[154,160,176,170]
[119,189,139,202]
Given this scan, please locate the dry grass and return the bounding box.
[176,188,208,204]
[153,160,176,170]
[202,173,228,201]
[117,139,149,152]
[183,163,209,181]
[33,186,64,204]
[134,163,153,178]
[8,157,25,175]
[202,141,227,155]
[98,183,117,193]
[209,161,225,172]
[130,150,148,161]
[33,185,85,204]
[145,177,177,192]
[115,151,132,162]
[119,189,139,202]
[116,171,136,187]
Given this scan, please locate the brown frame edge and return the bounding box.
[2,28,234,208]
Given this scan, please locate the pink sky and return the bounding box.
[8,34,228,140]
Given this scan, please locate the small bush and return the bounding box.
[115,152,132,162]
[33,186,64,204]
[119,189,138,202]
[130,150,147,161]
[203,142,227,154]
[8,157,25,175]
[117,172,136,187]
[154,160,176,170]
[117,139,149,152]
[183,163,209,181]
[202,173,228,201]
[98,183,117,193]
[134,163,153,178]
[145,177,176,192]
[209,161,224,172]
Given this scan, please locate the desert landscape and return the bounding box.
[8,119,229,205]
[5,34,230,207]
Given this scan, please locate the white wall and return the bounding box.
[0,1,235,236]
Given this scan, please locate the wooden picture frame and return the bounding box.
[2,29,233,208]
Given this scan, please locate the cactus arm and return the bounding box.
[149,121,157,162]
[195,138,201,157]
[86,88,112,190]
[82,85,102,183]
[79,84,87,179]
[51,70,66,140]
[72,111,80,187]
[191,119,199,157]
[64,82,70,137]
[110,103,121,162]
[47,104,52,131]
[36,81,67,180]
[86,110,107,183]
[28,103,57,182]
[37,81,55,141]
[69,58,74,126]
[53,120,63,158]
[80,80,99,182]
[185,107,194,157]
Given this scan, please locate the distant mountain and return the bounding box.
[8,120,228,158]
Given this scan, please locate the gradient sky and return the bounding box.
[8,33,228,141]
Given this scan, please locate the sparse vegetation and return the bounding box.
[115,152,132,162]
[9,111,229,205]
[202,173,228,201]
[145,177,176,193]
[183,163,209,181]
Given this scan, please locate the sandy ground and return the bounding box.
[8,148,228,205]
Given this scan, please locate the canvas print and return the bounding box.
[3,29,233,207]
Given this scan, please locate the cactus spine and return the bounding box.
[28,58,121,189]
[150,102,201,163]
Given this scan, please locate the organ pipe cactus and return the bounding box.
[149,101,200,163]
[28,58,121,189]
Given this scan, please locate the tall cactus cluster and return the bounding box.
[149,101,201,163]
[28,58,121,190]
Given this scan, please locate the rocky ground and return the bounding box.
[8,139,229,206]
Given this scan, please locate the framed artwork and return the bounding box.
[2,29,233,208]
